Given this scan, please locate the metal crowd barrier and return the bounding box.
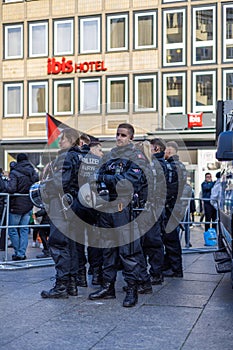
[0,193,219,270]
[0,192,54,270]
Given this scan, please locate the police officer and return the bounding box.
[77,141,104,287]
[88,123,151,307]
[162,141,187,278]
[41,128,82,298]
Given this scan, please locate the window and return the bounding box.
[54,19,73,56]
[29,22,48,57]
[79,78,101,114]
[4,24,23,59]
[4,83,23,117]
[223,5,233,62]
[134,11,157,49]
[223,70,233,100]
[163,73,186,114]
[54,80,73,115]
[193,6,216,64]
[107,76,128,113]
[163,9,186,66]
[134,75,157,111]
[192,71,216,112]
[28,81,48,116]
[107,14,128,52]
[79,17,100,53]
[4,0,23,3]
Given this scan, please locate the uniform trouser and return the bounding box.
[162,226,182,273]
[141,220,164,276]
[48,198,79,282]
[204,202,217,231]
[99,205,149,284]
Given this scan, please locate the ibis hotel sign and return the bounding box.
[47,57,107,74]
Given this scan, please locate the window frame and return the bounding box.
[192,70,216,113]
[28,81,48,117]
[106,76,128,113]
[79,77,101,114]
[223,69,233,100]
[53,79,74,116]
[223,4,233,63]
[53,18,74,56]
[134,11,157,50]
[106,13,129,52]
[28,21,48,58]
[134,74,157,112]
[192,5,216,65]
[163,72,186,115]
[4,23,23,59]
[162,8,186,67]
[4,82,23,117]
[79,16,101,54]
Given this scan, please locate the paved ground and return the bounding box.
[0,224,233,350]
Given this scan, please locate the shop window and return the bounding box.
[54,79,73,115]
[106,14,128,52]
[134,11,157,49]
[107,76,128,113]
[28,81,48,116]
[29,22,48,57]
[4,24,23,59]
[79,16,101,53]
[223,4,233,62]
[163,9,186,66]
[192,71,216,112]
[79,78,101,114]
[192,6,216,64]
[163,73,186,114]
[134,75,157,111]
[54,19,73,56]
[4,82,23,117]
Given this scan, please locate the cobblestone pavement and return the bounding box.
[0,224,232,350]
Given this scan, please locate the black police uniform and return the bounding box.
[89,143,151,307]
[162,154,187,277]
[141,150,167,285]
[76,146,103,286]
[41,145,82,298]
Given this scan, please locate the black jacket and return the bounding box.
[5,160,39,215]
[166,154,187,206]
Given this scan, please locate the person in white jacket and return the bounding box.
[210,172,222,210]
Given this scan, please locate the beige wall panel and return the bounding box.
[132,0,159,8]
[26,0,50,19]
[132,50,158,72]
[2,61,24,79]
[27,59,48,78]
[77,115,103,135]
[105,0,130,11]
[52,0,75,16]
[2,3,24,21]
[2,119,24,138]
[131,114,155,133]
[105,53,130,72]
[78,0,102,14]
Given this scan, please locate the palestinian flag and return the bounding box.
[46,113,65,148]
[46,113,98,148]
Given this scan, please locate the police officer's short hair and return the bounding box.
[166,141,179,152]
[150,138,166,152]
[117,123,134,139]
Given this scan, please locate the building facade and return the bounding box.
[1,0,232,192]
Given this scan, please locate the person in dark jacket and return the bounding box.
[4,153,39,260]
[40,128,82,299]
[88,123,152,307]
[35,207,50,258]
[201,172,217,231]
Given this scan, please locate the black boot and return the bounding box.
[89,282,116,300]
[76,268,87,287]
[41,280,68,299]
[137,281,153,294]
[150,273,164,285]
[67,276,78,296]
[92,267,103,285]
[123,283,138,307]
